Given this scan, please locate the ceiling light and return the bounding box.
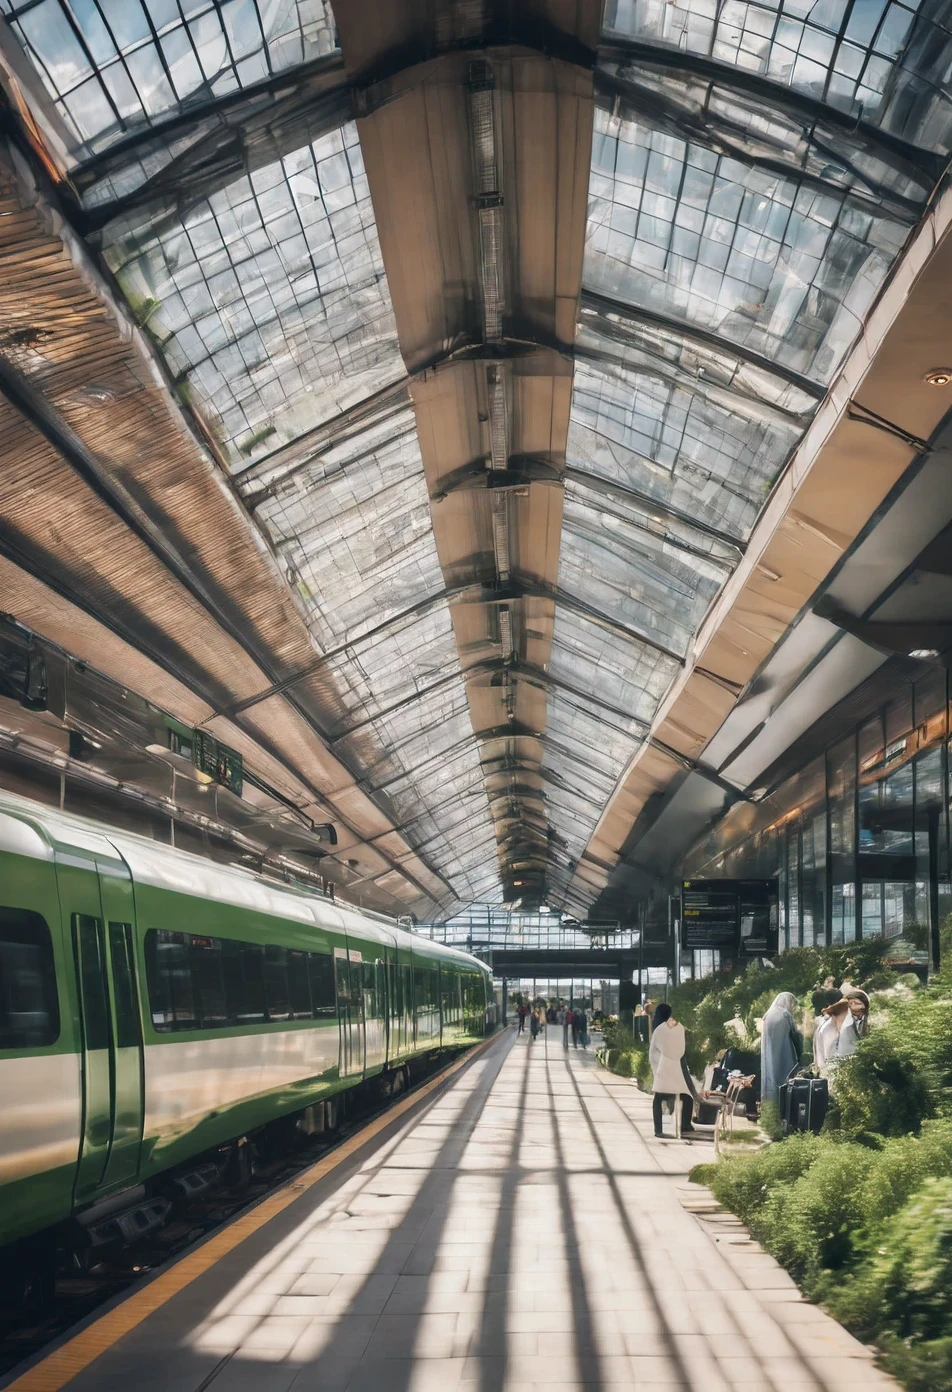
[908,648,940,659]
[925,369,952,386]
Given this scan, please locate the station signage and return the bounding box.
[681,879,778,956]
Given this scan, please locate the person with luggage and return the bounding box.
[649,1003,696,1137]
[761,992,802,1110]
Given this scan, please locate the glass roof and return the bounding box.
[544,0,948,902]
[1,0,338,157]
[603,0,952,145]
[85,99,497,905]
[103,122,402,467]
[3,1,951,915]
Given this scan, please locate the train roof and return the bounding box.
[0,790,490,977]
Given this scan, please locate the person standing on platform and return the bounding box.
[761,991,802,1110]
[570,1007,580,1049]
[517,1003,527,1034]
[649,1003,696,1137]
[574,1006,588,1049]
[530,1007,541,1042]
[561,1006,571,1048]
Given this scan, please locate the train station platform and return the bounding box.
[11,1028,897,1392]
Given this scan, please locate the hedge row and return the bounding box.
[691,939,952,1392]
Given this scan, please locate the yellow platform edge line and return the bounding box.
[5,1033,504,1392]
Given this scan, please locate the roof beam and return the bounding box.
[563,467,745,559]
[580,289,824,398]
[457,576,686,665]
[78,59,351,232]
[597,40,941,184]
[594,66,926,225]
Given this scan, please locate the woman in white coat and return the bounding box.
[649,1003,696,1137]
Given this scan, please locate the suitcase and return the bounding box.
[779,1070,828,1136]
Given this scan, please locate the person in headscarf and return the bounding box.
[760,992,802,1109]
[815,990,869,1067]
[649,1002,696,1137]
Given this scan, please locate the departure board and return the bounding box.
[681,881,739,949]
[681,879,777,955]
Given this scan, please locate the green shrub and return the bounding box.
[827,991,952,1139]
[757,1142,876,1282]
[613,1051,634,1078]
[855,1120,952,1227]
[826,1178,952,1347]
[706,1132,824,1226]
[878,1336,952,1392]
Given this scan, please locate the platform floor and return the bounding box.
[41,1027,896,1392]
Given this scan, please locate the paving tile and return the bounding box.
[57,1035,902,1392]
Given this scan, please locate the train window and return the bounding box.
[361,960,376,1018]
[288,950,311,1019]
[334,954,351,1004]
[307,952,335,1017]
[231,941,267,1025]
[0,909,59,1049]
[189,936,227,1029]
[108,923,140,1048]
[264,945,291,1021]
[145,930,196,1031]
[75,916,114,1048]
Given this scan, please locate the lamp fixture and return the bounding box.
[925,369,952,386]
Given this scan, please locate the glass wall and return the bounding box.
[682,668,951,956]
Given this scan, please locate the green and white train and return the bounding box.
[0,791,493,1299]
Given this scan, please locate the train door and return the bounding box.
[56,851,145,1202]
[99,870,144,1188]
[335,947,365,1077]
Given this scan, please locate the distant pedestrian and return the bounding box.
[575,1007,588,1049]
[571,1009,580,1049]
[530,1008,541,1041]
[517,1004,527,1034]
[561,1007,571,1049]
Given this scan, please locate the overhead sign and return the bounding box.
[681,879,778,956]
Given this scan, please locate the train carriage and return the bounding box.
[0,791,493,1297]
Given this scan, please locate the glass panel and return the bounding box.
[602,0,952,147]
[862,880,884,939]
[108,922,140,1048]
[264,944,291,1021]
[307,952,336,1016]
[189,934,227,1027]
[288,948,311,1018]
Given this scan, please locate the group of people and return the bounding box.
[515,1002,589,1048]
[648,983,873,1136]
[760,986,870,1106]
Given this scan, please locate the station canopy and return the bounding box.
[0,0,947,920]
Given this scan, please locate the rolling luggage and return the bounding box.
[779,1068,828,1136]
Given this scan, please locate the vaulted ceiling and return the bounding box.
[0,0,951,918]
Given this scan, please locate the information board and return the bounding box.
[681,881,740,949]
[681,879,778,955]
